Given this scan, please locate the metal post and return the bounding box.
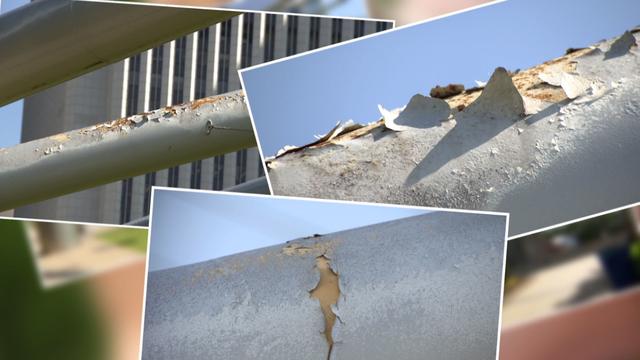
[0,91,254,211]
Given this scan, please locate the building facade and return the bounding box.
[18,13,390,224]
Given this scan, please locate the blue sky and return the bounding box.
[241,0,640,156]
[149,189,429,271]
[0,0,28,148]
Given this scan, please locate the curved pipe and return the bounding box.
[142,212,507,359]
[0,91,254,211]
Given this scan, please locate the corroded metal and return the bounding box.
[266,31,640,237]
[142,211,507,359]
[0,91,253,211]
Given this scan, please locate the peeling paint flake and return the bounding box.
[560,72,592,99]
[309,255,340,360]
[461,67,525,120]
[381,94,451,132]
[430,83,464,99]
[273,119,365,158]
[538,64,564,86]
[605,31,637,59]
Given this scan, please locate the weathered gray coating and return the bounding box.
[0,0,238,106]
[0,92,254,211]
[142,212,507,359]
[267,32,640,237]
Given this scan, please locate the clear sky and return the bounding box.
[0,0,28,148]
[149,189,430,271]
[241,0,640,156]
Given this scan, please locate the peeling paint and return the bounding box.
[142,212,506,359]
[429,83,464,98]
[559,72,591,99]
[0,90,253,211]
[461,67,525,119]
[267,30,640,237]
[282,241,332,257]
[605,31,637,59]
[271,120,366,159]
[380,94,450,131]
[310,255,341,360]
[49,133,70,143]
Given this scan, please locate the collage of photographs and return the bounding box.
[0,0,639,359]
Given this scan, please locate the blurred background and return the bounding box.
[501,205,640,359]
[0,218,147,360]
[121,0,494,24]
[24,221,147,287]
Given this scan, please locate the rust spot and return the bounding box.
[91,117,136,134]
[309,255,340,360]
[565,47,586,55]
[430,83,465,99]
[190,96,223,110]
[49,133,70,143]
[275,47,596,160]
[282,242,333,256]
[163,106,178,116]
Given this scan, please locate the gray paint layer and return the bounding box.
[267,32,640,237]
[0,91,253,211]
[142,211,507,359]
[0,0,238,106]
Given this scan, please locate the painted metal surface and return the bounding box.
[142,211,507,359]
[0,0,238,106]
[0,91,254,211]
[266,31,640,237]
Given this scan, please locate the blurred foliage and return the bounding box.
[97,228,148,253]
[545,211,633,244]
[0,220,107,360]
[630,239,640,276]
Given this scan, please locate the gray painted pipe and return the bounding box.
[142,211,507,359]
[0,91,254,211]
[0,0,238,106]
[266,31,640,238]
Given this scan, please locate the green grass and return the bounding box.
[97,228,148,253]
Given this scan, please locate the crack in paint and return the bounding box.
[309,255,340,360]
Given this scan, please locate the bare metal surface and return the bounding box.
[0,91,253,211]
[0,0,238,106]
[142,212,507,359]
[267,31,640,237]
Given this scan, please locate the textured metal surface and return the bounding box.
[266,31,640,237]
[0,91,253,211]
[142,211,507,359]
[0,0,237,106]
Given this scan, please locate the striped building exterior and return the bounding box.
[17,13,391,225]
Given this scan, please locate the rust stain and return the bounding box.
[163,106,178,116]
[430,83,465,99]
[190,96,223,110]
[282,242,334,257]
[310,47,592,147]
[49,133,70,143]
[310,255,340,360]
[269,46,597,163]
